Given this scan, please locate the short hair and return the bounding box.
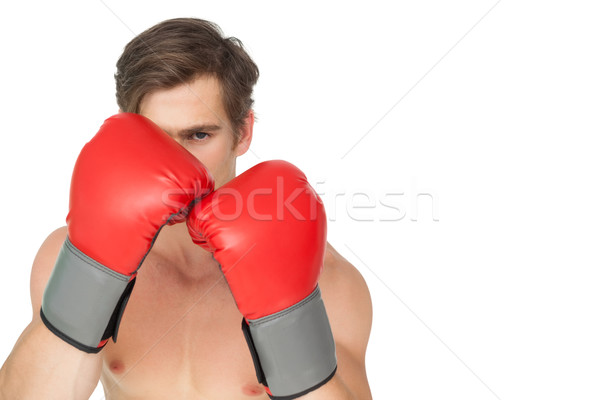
[115,18,259,143]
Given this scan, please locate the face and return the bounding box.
[139,75,253,188]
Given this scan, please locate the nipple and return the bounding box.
[241,383,265,396]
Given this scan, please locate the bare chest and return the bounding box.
[99,262,268,399]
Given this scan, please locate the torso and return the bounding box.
[100,243,270,399]
[33,224,367,399]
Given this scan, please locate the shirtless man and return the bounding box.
[0,18,372,400]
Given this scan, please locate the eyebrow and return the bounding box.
[171,124,222,139]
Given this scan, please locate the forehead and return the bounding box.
[139,75,228,132]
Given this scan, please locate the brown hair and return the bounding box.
[115,18,259,142]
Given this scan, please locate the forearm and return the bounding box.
[0,318,102,400]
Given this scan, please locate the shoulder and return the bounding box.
[319,242,372,358]
[30,226,68,319]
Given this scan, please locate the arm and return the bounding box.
[0,227,102,400]
[187,161,372,399]
[1,113,212,399]
[302,243,373,400]
[1,114,212,400]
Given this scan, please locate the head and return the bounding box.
[115,18,259,187]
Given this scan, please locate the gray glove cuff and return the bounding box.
[40,237,134,353]
[243,285,337,399]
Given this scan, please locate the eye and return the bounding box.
[189,131,210,141]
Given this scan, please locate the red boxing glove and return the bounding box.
[187,160,336,399]
[41,113,214,353]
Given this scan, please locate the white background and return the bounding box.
[1,1,599,399]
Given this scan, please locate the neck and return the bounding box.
[148,222,218,282]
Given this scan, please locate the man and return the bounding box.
[0,18,372,399]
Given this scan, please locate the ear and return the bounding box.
[235,110,254,156]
